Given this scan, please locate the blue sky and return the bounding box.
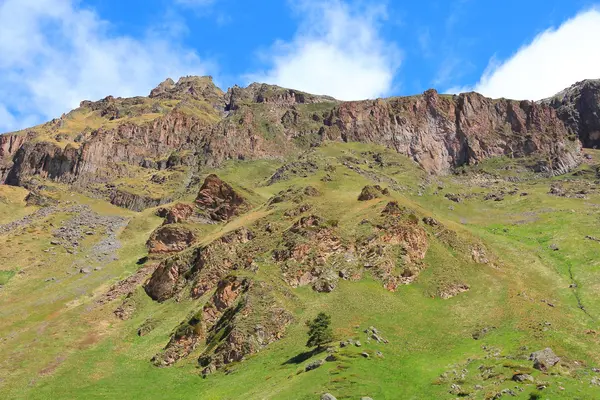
[1,0,599,132]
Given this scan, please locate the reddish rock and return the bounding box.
[146,226,195,254]
[145,227,254,302]
[163,203,194,225]
[196,174,249,221]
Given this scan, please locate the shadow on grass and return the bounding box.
[282,347,326,365]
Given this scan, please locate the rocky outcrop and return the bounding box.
[145,227,254,302]
[152,276,250,367]
[0,134,26,181]
[274,215,347,288]
[358,185,389,201]
[110,190,171,212]
[542,79,600,148]
[225,83,336,111]
[159,203,195,225]
[323,90,581,174]
[1,78,586,202]
[198,281,293,375]
[152,276,293,372]
[272,210,429,292]
[195,174,250,221]
[147,226,196,254]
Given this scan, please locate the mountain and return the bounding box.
[1,77,600,399]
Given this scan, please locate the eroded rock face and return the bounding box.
[198,282,293,375]
[274,215,347,288]
[152,276,250,367]
[196,174,250,221]
[542,79,600,148]
[147,226,196,254]
[273,210,429,292]
[1,78,586,209]
[145,227,254,302]
[153,276,293,372]
[323,90,581,174]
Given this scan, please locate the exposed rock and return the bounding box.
[530,348,560,371]
[147,226,196,254]
[305,359,325,371]
[96,263,158,306]
[381,201,403,215]
[110,190,170,212]
[138,319,158,336]
[24,191,58,207]
[438,283,470,299]
[472,326,496,340]
[321,394,337,400]
[145,227,254,302]
[267,161,319,185]
[422,217,439,226]
[196,174,249,222]
[445,193,462,203]
[513,373,534,383]
[303,186,321,197]
[162,203,194,225]
[152,276,251,367]
[358,185,389,201]
[542,79,600,148]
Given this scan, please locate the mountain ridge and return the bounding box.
[0,76,590,211]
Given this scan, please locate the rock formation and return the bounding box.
[0,76,591,211]
[542,79,600,148]
[195,174,250,221]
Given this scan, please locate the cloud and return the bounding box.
[248,0,401,101]
[468,8,600,100]
[0,0,211,133]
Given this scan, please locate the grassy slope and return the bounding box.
[0,144,599,399]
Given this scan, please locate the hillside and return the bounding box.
[1,77,600,400]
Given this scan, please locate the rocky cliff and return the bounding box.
[541,79,600,149]
[0,76,591,210]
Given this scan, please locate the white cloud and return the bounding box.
[248,0,401,101]
[468,8,600,100]
[0,0,211,133]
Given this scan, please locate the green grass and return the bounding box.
[1,144,600,399]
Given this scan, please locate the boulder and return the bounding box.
[530,348,560,371]
[513,373,534,383]
[305,359,325,372]
[321,394,337,400]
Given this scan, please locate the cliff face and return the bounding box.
[0,76,588,209]
[322,90,580,174]
[542,79,600,149]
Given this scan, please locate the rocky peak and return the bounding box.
[225,82,337,111]
[149,75,225,106]
[541,79,600,148]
